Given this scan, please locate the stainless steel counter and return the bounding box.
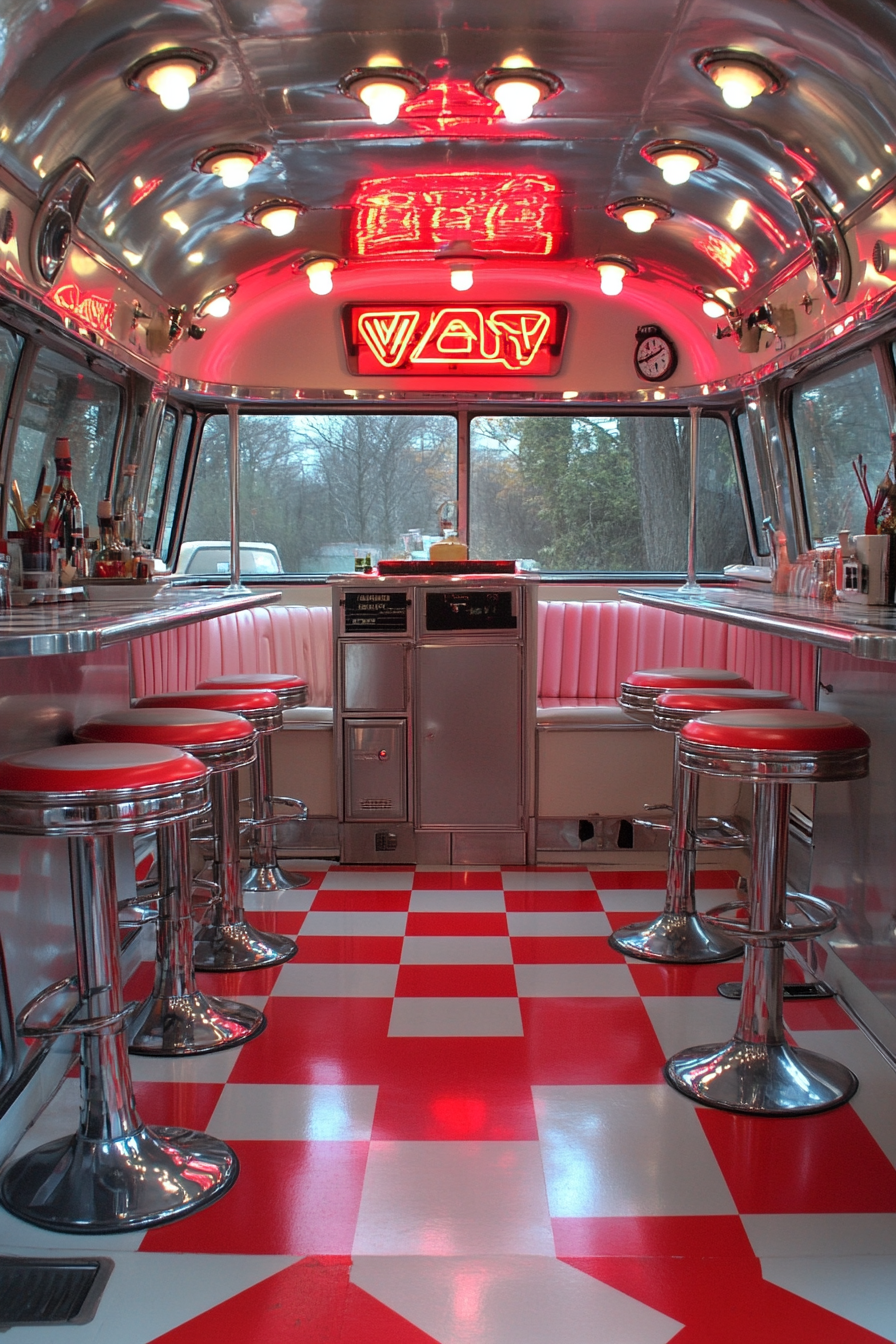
[0,587,280,658]
[619,585,896,661]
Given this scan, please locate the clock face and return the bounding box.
[635,330,677,382]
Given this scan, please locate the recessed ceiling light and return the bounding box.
[642,140,717,185]
[194,144,266,188]
[338,62,427,125]
[606,198,672,233]
[475,57,563,122]
[126,49,215,111]
[247,198,306,236]
[695,49,784,109]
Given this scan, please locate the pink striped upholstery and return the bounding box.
[130,605,332,706]
[131,599,816,714]
[536,600,816,710]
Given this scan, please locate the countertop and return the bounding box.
[619,585,896,662]
[0,587,280,658]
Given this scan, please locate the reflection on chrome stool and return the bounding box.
[612,687,804,964]
[136,690,297,972]
[77,709,267,1055]
[197,673,309,893]
[0,742,237,1232]
[613,667,753,963]
[664,709,870,1115]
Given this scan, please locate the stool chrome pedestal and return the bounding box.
[611,668,753,964]
[0,743,238,1233]
[198,673,309,893]
[137,691,298,972]
[77,709,268,1054]
[664,709,869,1115]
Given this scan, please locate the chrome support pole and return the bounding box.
[242,732,310,892]
[665,779,859,1114]
[129,820,265,1054]
[193,765,297,971]
[609,737,743,962]
[224,402,250,596]
[678,406,704,597]
[0,835,237,1232]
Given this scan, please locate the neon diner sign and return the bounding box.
[346,304,567,375]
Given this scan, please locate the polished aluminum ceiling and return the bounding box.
[1,0,896,313]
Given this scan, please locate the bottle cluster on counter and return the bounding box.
[6,438,153,595]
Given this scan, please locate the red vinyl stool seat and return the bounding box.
[610,687,803,966]
[618,667,753,721]
[77,709,267,1056]
[199,674,309,894]
[135,691,296,973]
[0,743,237,1233]
[665,709,870,1116]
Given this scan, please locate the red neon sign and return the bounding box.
[48,282,116,334]
[350,172,562,260]
[346,304,567,375]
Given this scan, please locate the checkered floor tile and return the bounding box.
[2,863,895,1344]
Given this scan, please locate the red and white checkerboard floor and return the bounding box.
[4,863,896,1343]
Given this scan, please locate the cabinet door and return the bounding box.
[416,642,521,828]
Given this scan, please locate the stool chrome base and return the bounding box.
[192,918,297,972]
[242,860,310,893]
[610,912,743,964]
[129,991,265,1055]
[664,1039,858,1115]
[0,1125,237,1234]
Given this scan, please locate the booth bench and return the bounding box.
[131,597,816,845]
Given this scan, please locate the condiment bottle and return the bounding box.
[43,439,83,561]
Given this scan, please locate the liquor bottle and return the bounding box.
[119,463,144,553]
[91,500,126,577]
[43,439,83,561]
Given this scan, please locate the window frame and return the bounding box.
[785,347,895,548]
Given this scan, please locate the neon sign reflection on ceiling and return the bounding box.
[346,304,567,375]
[350,172,562,259]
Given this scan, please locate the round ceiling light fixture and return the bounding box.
[126,49,215,111]
[338,60,427,125]
[195,283,237,319]
[436,240,484,292]
[475,56,563,123]
[593,256,637,296]
[247,198,306,236]
[606,197,673,234]
[294,255,340,295]
[194,144,266,188]
[698,289,732,319]
[695,49,784,109]
[641,139,717,185]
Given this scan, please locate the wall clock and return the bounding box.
[634,325,677,382]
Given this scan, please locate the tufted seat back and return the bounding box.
[131,604,333,706]
[131,598,816,714]
[536,599,815,709]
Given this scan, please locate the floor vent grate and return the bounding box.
[0,1256,113,1329]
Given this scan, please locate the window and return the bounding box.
[6,346,120,535]
[0,324,22,432]
[159,413,192,560]
[469,414,749,572]
[181,413,457,573]
[791,355,891,542]
[142,407,177,552]
[735,408,767,553]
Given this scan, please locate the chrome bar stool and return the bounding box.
[665,708,870,1115]
[613,667,753,963]
[77,708,268,1055]
[197,672,310,893]
[0,742,238,1233]
[611,687,803,963]
[136,690,297,972]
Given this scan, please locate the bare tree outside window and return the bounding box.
[183,413,456,572]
